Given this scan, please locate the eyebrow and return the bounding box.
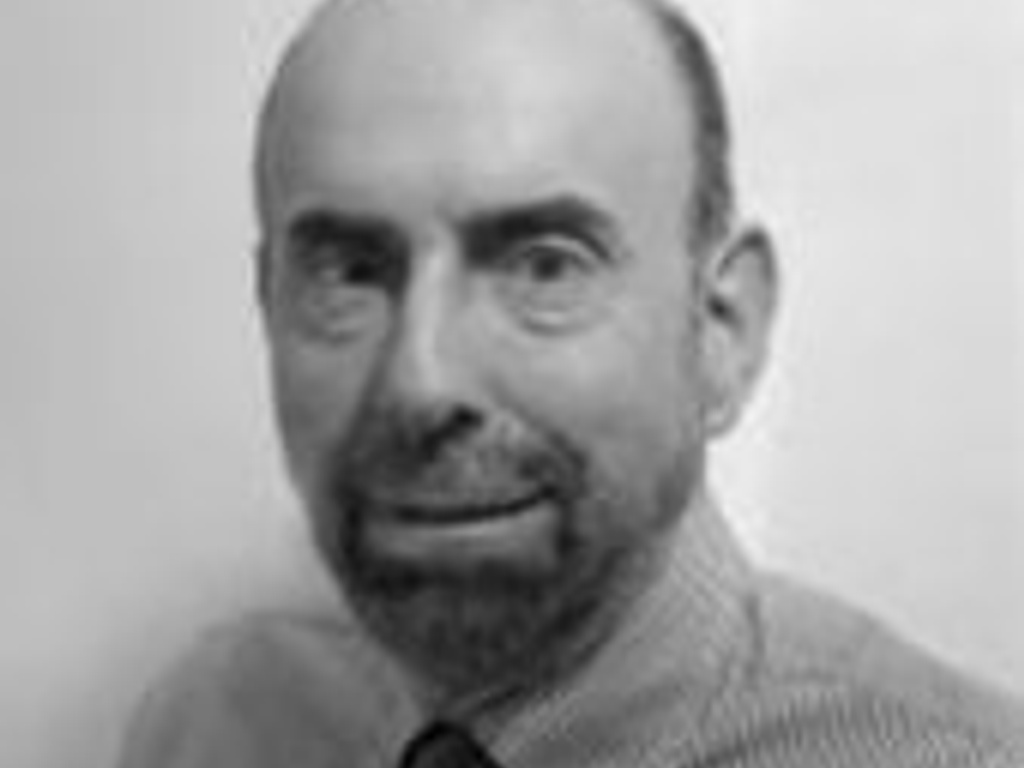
[283,193,623,263]
[286,208,405,256]
[463,195,621,260]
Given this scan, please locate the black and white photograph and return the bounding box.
[0,0,1020,766]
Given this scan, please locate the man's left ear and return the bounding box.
[698,225,779,438]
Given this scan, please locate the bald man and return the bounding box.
[120,0,1024,765]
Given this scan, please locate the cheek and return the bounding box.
[495,309,706,501]
[269,336,378,494]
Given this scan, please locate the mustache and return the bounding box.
[326,403,585,507]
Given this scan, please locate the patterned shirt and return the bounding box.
[119,501,1024,767]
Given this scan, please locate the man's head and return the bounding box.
[255,0,775,707]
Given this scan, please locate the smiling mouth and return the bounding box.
[369,490,549,526]
[357,488,559,566]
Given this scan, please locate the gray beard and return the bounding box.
[314,467,690,713]
[308,396,702,710]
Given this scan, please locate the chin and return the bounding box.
[315,488,666,709]
[305,420,701,705]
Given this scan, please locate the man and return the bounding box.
[120,0,1024,765]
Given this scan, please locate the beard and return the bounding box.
[309,399,696,706]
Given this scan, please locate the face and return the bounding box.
[257,0,727,700]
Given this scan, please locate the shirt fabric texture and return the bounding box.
[120,502,1024,767]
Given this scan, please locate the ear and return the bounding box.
[698,225,779,438]
[254,239,273,316]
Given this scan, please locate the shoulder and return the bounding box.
[709,572,1024,766]
[117,611,417,768]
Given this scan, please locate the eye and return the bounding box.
[279,221,398,339]
[494,236,605,328]
[517,239,588,281]
[294,234,385,287]
[290,212,399,287]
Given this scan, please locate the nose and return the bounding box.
[378,246,485,428]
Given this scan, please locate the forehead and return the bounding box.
[258,0,695,228]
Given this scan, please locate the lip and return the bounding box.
[369,489,548,526]
[362,492,558,565]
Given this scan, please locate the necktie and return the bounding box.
[398,722,503,768]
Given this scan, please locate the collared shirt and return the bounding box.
[119,502,1024,767]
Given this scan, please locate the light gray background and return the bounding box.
[0,1,1019,766]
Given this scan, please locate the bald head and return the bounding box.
[255,0,734,253]
[254,0,772,707]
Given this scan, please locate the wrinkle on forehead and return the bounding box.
[255,0,695,232]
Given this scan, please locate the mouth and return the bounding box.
[366,488,550,526]
[357,488,558,565]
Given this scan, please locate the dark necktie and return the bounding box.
[398,722,503,768]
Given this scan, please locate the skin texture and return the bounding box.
[256,0,776,715]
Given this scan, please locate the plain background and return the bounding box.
[0,0,1019,766]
